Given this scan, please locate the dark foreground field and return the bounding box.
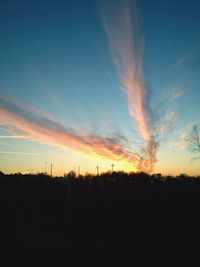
[0,172,200,266]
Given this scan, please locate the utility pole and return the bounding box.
[96,166,99,175]
[78,166,80,177]
[111,164,114,173]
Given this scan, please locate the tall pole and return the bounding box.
[111,164,114,173]
[78,166,80,177]
[96,166,99,175]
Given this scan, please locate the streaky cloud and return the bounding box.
[0,93,140,166]
[0,135,28,139]
[175,52,191,67]
[102,0,158,172]
[168,87,187,101]
[102,0,178,173]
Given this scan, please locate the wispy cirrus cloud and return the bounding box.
[0,135,28,139]
[170,128,192,151]
[0,92,141,166]
[102,0,178,173]
[102,0,150,141]
[175,52,191,67]
[169,87,187,101]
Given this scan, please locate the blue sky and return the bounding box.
[0,0,200,175]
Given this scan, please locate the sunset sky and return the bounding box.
[0,0,200,176]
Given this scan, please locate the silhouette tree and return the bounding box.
[185,125,200,160]
[64,170,76,180]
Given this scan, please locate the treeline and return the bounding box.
[0,169,199,183]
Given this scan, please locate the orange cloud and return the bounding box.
[103,0,150,141]
[102,0,158,173]
[0,93,141,168]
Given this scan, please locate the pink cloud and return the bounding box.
[0,93,141,166]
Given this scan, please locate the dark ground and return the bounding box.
[0,172,200,266]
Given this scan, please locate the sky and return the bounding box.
[0,0,200,176]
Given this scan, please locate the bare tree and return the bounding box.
[185,125,200,159]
